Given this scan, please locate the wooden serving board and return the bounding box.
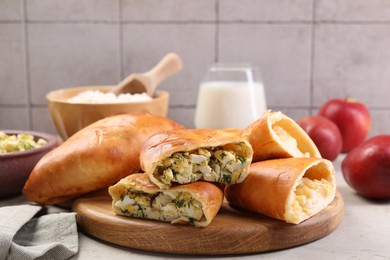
[72,190,344,255]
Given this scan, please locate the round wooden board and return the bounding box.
[72,190,344,255]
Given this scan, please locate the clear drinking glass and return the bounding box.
[194,63,267,129]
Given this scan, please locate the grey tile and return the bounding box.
[219,0,313,22]
[26,0,119,22]
[168,106,196,129]
[0,24,27,105]
[370,109,390,137]
[169,106,311,130]
[122,0,216,22]
[219,24,312,107]
[268,106,310,122]
[0,107,29,130]
[122,23,215,106]
[316,0,390,22]
[31,106,56,134]
[28,23,120,105]
[313,24,390,108]
[0,0,23,21]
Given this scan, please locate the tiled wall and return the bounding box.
[1,0,390,137]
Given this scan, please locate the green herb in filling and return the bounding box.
[222,174,232,183]
[175,199,186,208]
[237,156,246,163]
[189,217,195,225]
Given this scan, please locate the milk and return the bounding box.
[194,81,267,129]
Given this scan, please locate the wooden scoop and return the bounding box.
[111,53,183,97]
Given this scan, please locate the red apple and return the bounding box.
[318,98,370,152]
[297,115,342,161]
[341,135,390,199]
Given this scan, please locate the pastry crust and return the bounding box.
[23,114,183,205]
[225,157,336,224]
[242,110,321,162]
[140,128,253,189]
[108,173,224,227]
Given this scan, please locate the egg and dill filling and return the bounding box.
[109,174,224,227]
[156,144,251,187]
[114,190,203,224]
[0,132,47,154]
[140,128,254,189]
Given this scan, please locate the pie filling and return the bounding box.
[155,144,251,186]
[114,190,204,225]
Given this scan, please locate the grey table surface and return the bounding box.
[2,154,390,260]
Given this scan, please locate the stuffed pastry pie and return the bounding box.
[23,114,183,205]
[242,110,321,162]
[225,157,336,224]
[109,173,224,227]
[140,128,253,189]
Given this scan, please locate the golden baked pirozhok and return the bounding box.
[23,114,183,205]
[140,128,253,189]
[109,173,224,227]
[225,157,336,224]
[242,110,321,162]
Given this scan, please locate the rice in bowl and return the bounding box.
[67,90,152,104]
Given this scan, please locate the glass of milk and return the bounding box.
[194,63,267,129]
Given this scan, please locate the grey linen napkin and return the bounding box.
[0,205,78,260]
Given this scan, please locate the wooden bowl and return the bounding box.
[0,130,58,198]
[46,86,169,140]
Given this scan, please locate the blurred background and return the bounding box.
[1,0,390,136]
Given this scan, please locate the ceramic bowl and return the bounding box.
[46,86,170,140]
[0,130,58,198]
